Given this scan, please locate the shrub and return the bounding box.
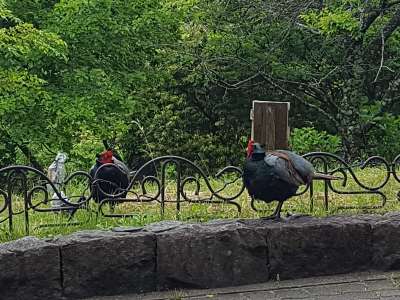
[290,127,341,154]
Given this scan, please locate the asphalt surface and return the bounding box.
[83,271,400,300]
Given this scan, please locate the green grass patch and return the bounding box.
[0,167,399,243]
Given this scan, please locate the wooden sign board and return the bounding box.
[250,101,290,150]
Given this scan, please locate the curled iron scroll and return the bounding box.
[303,152,389,210]
[0,165,91,233]
[391,154,400,201]
[96,156,245,217]
[2,151,400,234]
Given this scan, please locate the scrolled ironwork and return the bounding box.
[391,154,400,183]
[0,165,91,234]
[96,156,244,218]
[0,188,8,214]
[302,152,390,211]
[2,152,400,235]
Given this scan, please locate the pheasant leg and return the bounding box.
[261,201,283,221]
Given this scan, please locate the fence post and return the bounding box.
[250,101,290,150]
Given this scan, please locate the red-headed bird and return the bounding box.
[90,150,130,205]
[243,140,337,220]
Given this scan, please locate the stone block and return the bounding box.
[0,236,61,300]
[156,221,269,289]
[254,216,373,279]
[56,230,156,298]
[372,213,400,270]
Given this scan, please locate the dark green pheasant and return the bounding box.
[243,140,337,220]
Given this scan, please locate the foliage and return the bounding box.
[295,0,400,159]
[0,5,67,168]
[42,0,188,170]
[290,127,341,155]
[1,0,400,171]
[363,113,400,161]
[300,7,359,37]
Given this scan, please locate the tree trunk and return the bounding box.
[336,40,367,161]
[0,129,44,171]
[16,143,44,172]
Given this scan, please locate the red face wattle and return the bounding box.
[99,150,113,164]
[246,139,254,158]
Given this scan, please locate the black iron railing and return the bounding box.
[303,152,395,210]
[95,156,244,218]
[1,153,400,234]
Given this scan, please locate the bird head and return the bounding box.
[253,143,265,154]
[99,150,113,164]
[246,139,255,158]
[246,140,265,158]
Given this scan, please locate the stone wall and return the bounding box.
[1,213,400,299]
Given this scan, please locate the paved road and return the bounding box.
[84,271,400,300]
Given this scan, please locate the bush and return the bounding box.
[365,114,400,161]
[290,127,341,154]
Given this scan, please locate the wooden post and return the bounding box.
[250,101,290,150]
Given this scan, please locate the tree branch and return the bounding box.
[388,0,400,8]
[273,77,340,112]
[0,129,44,171]
[259,72,339,129]
[374,30,385,82]
[17,143,44,171]
[369,7,400,48]
[202,63,262,90]
[359,0,387,34]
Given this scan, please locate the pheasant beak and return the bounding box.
[246,139,254,158]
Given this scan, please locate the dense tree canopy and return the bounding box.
[1,0,400,171]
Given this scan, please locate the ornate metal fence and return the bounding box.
[301,152,396,211]
[1,153,400,234]
[94,156,244,218]
[0,165,92,234]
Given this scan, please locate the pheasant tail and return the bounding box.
[313,173,342,180]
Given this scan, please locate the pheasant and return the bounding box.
[243,140,337,220]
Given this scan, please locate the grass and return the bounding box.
[0,166,399,243]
